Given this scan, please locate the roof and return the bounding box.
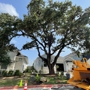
[56,56,64,63]
[15,51,28,64]
[7,50,28,64]
[64,52,83,62]
[16,52,27,57]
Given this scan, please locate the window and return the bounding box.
[1,65,7,69]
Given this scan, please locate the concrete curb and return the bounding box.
[0,84,73,89]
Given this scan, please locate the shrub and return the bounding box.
[8,70,14,76]
[30,66,37,73]
[61,75,67,80]
[14,70,22,77]
[2,70,8,77]
[35,73,40,82]
[23,68,31,73]
[23,66,37,74]
[61,71,64,76]
[57,72,61,78]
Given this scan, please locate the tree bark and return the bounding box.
[48,64,55,75]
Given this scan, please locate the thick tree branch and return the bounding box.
[35,42,47,63]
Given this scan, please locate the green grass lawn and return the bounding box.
[0,73,30,87]
[43,75,67,84]
[0,74,68,87]
[0,79,19,86]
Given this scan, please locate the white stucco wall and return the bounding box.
[34,55,64,74]
[34,58,44,72]
[7,63,15,71]
[64,62,73,72]
[14,56,28,72]
[14,58,23,72]
[23,59,28,71]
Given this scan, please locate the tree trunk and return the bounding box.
[48,64,55,75]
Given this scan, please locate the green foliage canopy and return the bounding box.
[0,13,19,65]
[18,0,90,74]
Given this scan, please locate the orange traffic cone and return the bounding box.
[13,85,18,90]
[23,80,28,90]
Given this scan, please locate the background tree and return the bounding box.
[19,0,90,74]
[80,29,90,57]
[0,13,19,65]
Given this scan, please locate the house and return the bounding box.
[33,53,83,74]
[33,54,64,74]
[0,50,28,73]
[64,52,83,72]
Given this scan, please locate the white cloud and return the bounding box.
[31,48,35,50]
[10,39,17,44]
[0,3,19,17]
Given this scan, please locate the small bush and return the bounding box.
[61,71,64,76]
[14,70,22,77]
[2,70,8,77]
[35,73,40,82]
[57,72,61,78]
[23,68,31,73]
[30,66,37,73]
[8,70,14,76]
[61,76,67,80]
[23,66,37,74]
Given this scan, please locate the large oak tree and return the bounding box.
[19,0,90,74]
